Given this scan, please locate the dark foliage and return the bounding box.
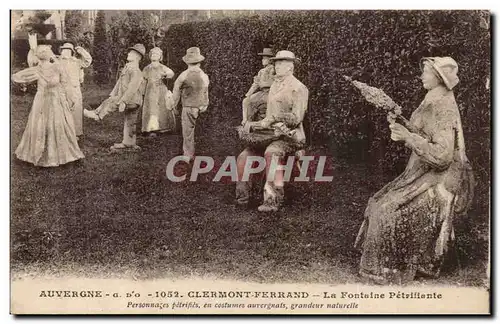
[32,10,52,23]
[161,10,490,261]
[107,11,157,82]
[64,10,84,42]
[10,39,65,67]
[92,10,110,84]
[163,10,489,165]
[17,10,56,37]
[10,79,37,96]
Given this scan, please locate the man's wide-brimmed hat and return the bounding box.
[420,56,459,90]
[128,44,146,58]
[182,47,205,64]
[269,50,300,63]
[60,42,75,54]
[258,48,274,57]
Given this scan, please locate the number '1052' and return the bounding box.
[155,291,180,298]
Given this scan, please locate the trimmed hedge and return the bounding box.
[163,11,489,163]
[93,10,110,84]
[162,12,489,169]
[161,11,490,261]
[64,10,84,41]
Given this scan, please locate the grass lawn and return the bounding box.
[10,83,489,286]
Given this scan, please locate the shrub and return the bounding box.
[107,11,158,82]
[163,11,489,171]
[64,10,84,41]
[92,10,110,84]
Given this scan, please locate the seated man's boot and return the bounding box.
[258,182,284,212]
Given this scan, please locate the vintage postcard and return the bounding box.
[10,9,491,315]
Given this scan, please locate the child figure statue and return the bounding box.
[241,48,275,125]
[141,47,176,137]
[84,44,145,152]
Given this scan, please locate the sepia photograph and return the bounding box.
[9,9,491,315]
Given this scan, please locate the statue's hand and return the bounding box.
[243,121,253,133]
[389,122,410,142]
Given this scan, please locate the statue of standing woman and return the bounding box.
[141,47,176,137]
[12,45,85,167]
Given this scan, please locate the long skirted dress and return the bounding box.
[141,62,176,133]
[354,85,474,284]
[13,62,85,167]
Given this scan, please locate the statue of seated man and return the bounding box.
[236,50,309,212]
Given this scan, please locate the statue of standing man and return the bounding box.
[84,44,145,152]
[172,47,210,160]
